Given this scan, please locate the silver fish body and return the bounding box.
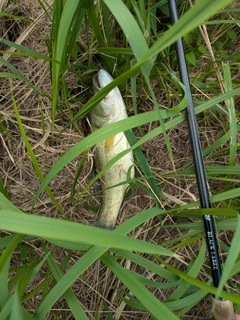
[88,69,134,230]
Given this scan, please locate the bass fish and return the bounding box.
[88,69,134,230]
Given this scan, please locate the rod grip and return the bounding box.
[212,298,234,320]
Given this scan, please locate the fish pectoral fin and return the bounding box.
[104,135,116,151]
[104,133,126,152]
[124,183,135,199]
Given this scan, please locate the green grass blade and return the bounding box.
[0,295,14,320]
[159,258,240,304]
[70,147,88,204]
[127,270,180,289]
[43,246,88,320]
[0,209,175,256]
[0,0,239,318]
[103,0,154,77]
[34,87,240,205]
[101,1,112,47]
[101,252,179,320]
[124,130,164,205]
[167,287,208,313]
[103,0,174,168]
[0,178,10,200]
[11,85,64,215]
[10,292,25,320]
[183,130,235,167]
[142,0,235,63]
[34,246,104,320]
[162,230,203,247]
[164,219,238,232]
[64,65,240,134]
[0,291,32,320]
[166,165,240,177]
[214,213,240,301]
[0,39,47,60]
[34,110,169,203]
[203,19,240,25]
[0,254,11,309]
[166,241,206,301]
[0,12,33,23]
[84,0,105,46]
[51,0,84,130]
[0,57,43,95]
[34,207,168,320]
[17,264,37,299]
[0,234,23,273]
[0,235,17,250]
[9,292,33,320]
[0,234,23,309]
[222,63,237,192]
[120,285,207,312]
[112,249,178,283]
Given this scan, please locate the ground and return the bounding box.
[0,0,239,319]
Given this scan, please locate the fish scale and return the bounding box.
[88,69,134,230]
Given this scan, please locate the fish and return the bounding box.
[88,69,134,230]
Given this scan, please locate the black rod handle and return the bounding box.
[168,0,222,287]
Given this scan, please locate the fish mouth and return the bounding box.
[92,73,101,91]
[93,69,114,92]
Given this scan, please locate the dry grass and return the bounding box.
[0,0,240,319]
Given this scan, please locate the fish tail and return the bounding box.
[92,219,116,230]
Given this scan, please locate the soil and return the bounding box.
[0,1,239,319]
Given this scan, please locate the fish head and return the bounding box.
[90,70,124,128]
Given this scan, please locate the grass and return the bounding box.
[0,0,240,319]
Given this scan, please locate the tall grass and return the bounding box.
[0,0,240,319]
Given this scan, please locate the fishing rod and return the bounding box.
[167,0,234,319]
